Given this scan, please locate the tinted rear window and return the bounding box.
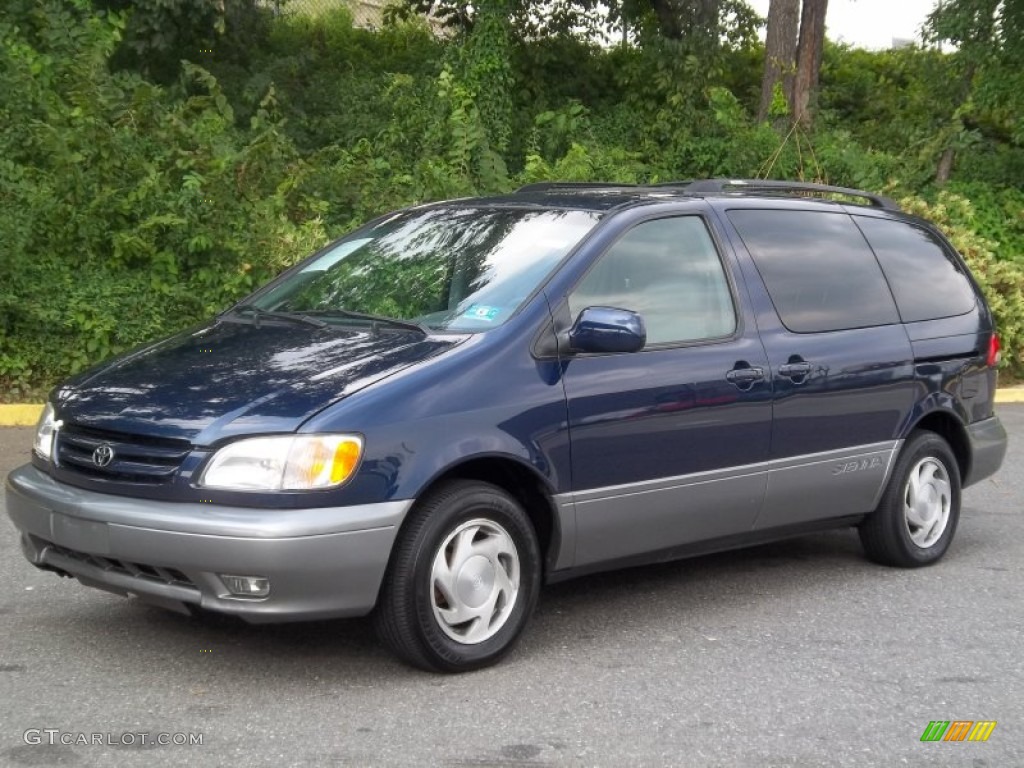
[728,209,899,333]
[854,216,977,323]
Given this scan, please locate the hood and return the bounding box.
[55,319,464,444]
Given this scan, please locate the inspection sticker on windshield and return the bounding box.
[462,304,501,322]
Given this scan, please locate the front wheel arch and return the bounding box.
[397,455,561,577]
[373,479,542,672]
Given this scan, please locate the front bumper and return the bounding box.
[5,465,411,622]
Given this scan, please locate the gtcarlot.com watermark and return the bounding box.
[24,729,203,747]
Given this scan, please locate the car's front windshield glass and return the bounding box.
[250,206,601,331]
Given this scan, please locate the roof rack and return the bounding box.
[660,179,900,211]
[513,178,901,211]
[514,181,639,194]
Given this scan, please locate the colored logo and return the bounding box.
[462,304,500,322]
[920,721,997,742]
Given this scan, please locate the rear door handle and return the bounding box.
[778,362,812,380]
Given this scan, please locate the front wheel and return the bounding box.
[859,430,961,567]
[374,480,541,672]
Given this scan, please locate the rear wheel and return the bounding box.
[859,430,961,567]
[374,480,541,672]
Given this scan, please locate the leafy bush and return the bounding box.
[2,1,1022,398]
[944,182,1024,264]
[213,8,443,151]
[0,1,326,397]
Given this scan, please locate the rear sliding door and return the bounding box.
[723,207,916,529]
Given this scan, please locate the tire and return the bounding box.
[859,430,961,567]
[374,480,541,672]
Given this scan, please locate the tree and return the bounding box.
[757,0,830,127]
[792,0,828,126]
[925,0,1019,184]
[94,0,270,82]
[648,0,719,42]
[396,0,758,46]
[758,0,800,122]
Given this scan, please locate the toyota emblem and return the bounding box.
[92,444,115,468]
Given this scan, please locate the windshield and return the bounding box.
[250,206,601,331]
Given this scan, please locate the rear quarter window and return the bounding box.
[854,216,977,323]
[728,209,900,333]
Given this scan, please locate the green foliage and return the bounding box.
[0,1,326,396]
[453,0,514,154]
[394,0,759,43]
[2,1,1023,397]
[943,182,1024,265]
[520,142,647,186]
[925,0,1024,144]
[93,0,273,83]
[820,45,955,153]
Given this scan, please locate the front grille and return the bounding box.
[43,541,197,589]
[55,425,191,485]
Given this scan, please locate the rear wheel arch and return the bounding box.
[906,410,970,484]
[860,429,962,567]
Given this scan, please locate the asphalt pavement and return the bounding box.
[1,409,1021,768]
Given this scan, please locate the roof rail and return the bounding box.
[664,179,901,211]
[515,181,638,194]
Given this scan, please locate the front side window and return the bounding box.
[568,217,736,346]
[728,209,900,333]
[253,207,601,331]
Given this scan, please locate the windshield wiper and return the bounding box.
[226,304,328,329]
[301,309,429,336]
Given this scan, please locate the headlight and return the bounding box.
[33,403,61,462]
[199,435,363,491]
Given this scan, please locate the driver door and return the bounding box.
[559,214,773,566]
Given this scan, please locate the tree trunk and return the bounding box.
[935,59,980,186]
[758,0,800,122]
[935,147,956,185]
[792,0,828,127]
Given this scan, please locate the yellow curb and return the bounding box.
[1,390,1022,426]
[997,388,1024,403]
[0,404,44,426]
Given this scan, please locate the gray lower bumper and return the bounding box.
[5,465,412,622]
[963,414,1008,488]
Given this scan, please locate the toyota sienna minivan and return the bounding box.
[6,179,1008,671]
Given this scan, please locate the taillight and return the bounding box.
[987,333,1001,367]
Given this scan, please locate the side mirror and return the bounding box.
[568,306,646,354]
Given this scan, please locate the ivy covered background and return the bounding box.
[1,0,1021,399]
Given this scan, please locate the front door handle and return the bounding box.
[778,361,812,381]
[726,366,765,388]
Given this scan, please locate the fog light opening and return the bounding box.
[220,574,270,598]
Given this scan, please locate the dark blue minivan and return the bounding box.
[6,180,1008,671]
